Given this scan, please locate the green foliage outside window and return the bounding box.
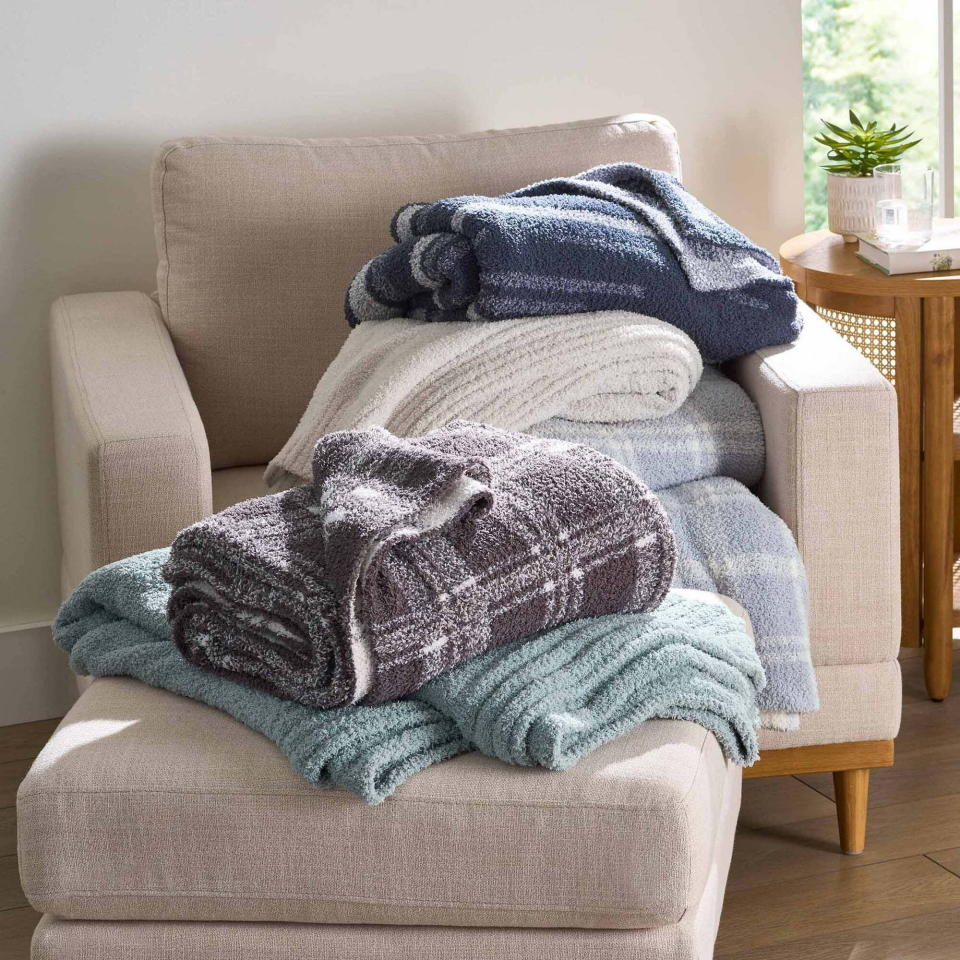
[803,0,938,230]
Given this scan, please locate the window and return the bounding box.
[802,0,941,230]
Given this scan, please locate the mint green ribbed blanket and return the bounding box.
[54,548,764,804]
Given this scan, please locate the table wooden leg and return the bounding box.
[955,314,960,626]
[922,296,955,700]
[896,298,923,648]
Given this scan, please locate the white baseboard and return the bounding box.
[0,622,77,725]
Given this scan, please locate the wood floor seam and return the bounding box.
[925,848,960,880]
[789,774,836,805]
[726,849,923,896]
[922,852,960,879]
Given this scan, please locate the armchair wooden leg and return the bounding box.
[745,743,892,854]
[833,768,870,855]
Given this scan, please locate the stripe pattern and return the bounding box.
[346,162,801,363]
[529,365,765,492]
[659,476,818,717]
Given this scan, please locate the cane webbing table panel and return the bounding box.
[814,307,898,384]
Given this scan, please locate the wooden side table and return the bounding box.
[780,231,960,701]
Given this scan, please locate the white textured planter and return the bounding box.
[827,173,894,242]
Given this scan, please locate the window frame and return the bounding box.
[941,0,955,216]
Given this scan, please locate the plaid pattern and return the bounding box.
[165,421,675,709]
[346,163,801,363]
[529,366,764,492]
[658,476,818,717]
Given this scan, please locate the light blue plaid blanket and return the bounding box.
[529,366,764,492]
[346,163,801,363]
[659,477,817,724]
[531,369,814,726]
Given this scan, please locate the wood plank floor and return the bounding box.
[716,649,960,959]
[2,652,959,958]
[0,717,58,959]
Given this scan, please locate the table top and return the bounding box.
[780,230,960,298]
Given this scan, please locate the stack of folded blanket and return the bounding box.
[54,161,815,805]
[265,165,816,731]
[58,555,764,804]
[269,163,801,488]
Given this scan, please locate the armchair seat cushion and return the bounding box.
[18,677,741,930]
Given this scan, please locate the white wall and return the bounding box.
[0,0,802,718]
[0,624,76,725]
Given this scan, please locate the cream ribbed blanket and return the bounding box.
[265,311,703,488]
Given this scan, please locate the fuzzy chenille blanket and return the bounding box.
[528,366,764,493]
[167,420,675,709]
[346,163,801,362]
[54,550,764,804]
[658,477,817,729]
[528,368,815,729]
[265,310,702,490]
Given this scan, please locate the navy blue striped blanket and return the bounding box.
[346,163,802,362]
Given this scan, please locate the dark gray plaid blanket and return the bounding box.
[165,420,675,708]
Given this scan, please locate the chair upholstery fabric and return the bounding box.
[728,302,901,670]
[151,115,682,468]
[18,677,740,930]
[50,292,212,594]
[760,660,901,750]
[30,885,731,960]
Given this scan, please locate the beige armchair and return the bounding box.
[25,114,900,960]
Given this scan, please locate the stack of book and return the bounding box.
[856,219,960,275]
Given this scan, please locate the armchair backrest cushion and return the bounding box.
[152,114,682,468]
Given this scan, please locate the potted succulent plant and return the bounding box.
[816,110,921,241]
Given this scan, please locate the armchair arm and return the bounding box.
[726,303,900,666]
[51,291,212,594]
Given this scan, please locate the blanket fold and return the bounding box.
[54,549,765,804]
[167,421,676,709]
[529,365,765,492]
[346,162,801,362]
[265,310,702,489]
